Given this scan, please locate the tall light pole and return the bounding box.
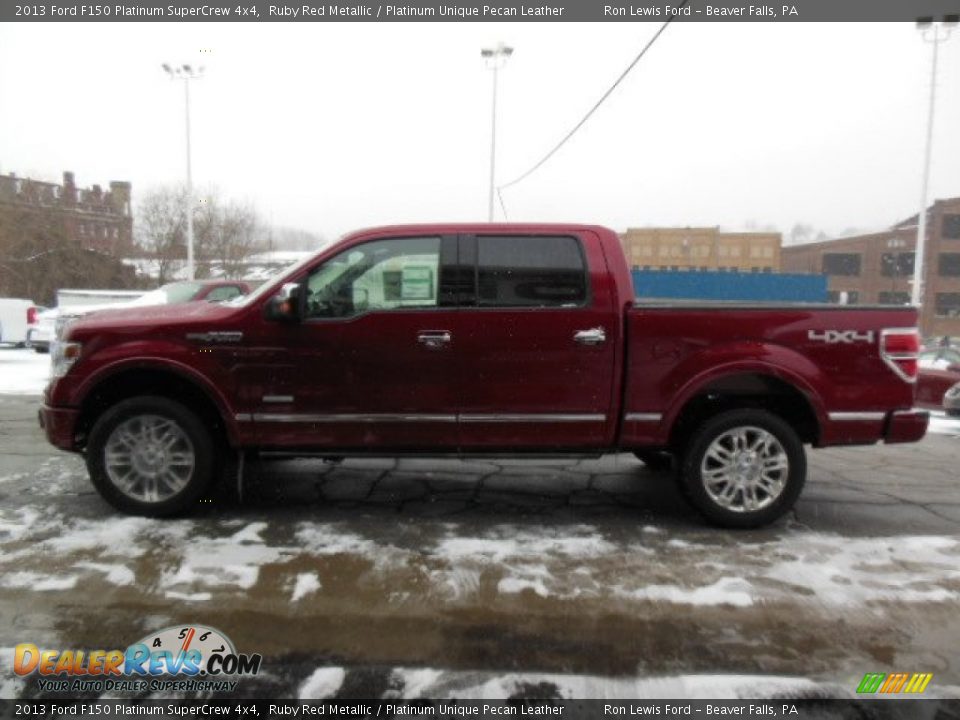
[162,62,205,281]
[911,17,955,307]
[481,43,513,222]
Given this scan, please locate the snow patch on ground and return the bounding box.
[0,348,50,395]
[617,577,755,607]
[73,561,136,586]
[44,516,160,557]
[0,571,78,591]
[373,667,826,699]
[497,574,550,598]
[299,667,346,699]
[161,524,295,595]
[928,411,960,436]
[291,572,322,602]
[164,590,213,602]
[295,523,388,559]
[0,506,43,541]
[1,489,958,611]
[0,647,27,699]
[435,526,617,562]
[760,535,960,605]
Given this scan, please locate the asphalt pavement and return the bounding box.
[0,391,958,700]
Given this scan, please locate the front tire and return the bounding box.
[679,409,805,528]
[87,396,214,516]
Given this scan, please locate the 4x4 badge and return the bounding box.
[808,330,875,344]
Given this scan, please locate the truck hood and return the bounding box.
[65,300,238,337]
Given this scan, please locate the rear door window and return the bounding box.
[475,235,587,308]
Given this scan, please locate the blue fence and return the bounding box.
[631,269,827,303]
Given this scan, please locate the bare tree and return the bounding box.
[136,185,267,281]
[135,186,188,284]
[195,197,265,279]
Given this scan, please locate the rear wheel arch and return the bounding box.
[666,371,822,453]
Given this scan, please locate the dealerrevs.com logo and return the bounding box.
[14,625,262,693]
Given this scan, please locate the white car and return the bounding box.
[27,307,58,353]
[0,298,40,347]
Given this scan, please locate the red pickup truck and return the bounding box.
[40,224,928,527]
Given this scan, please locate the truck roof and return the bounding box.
[345,223,617,237]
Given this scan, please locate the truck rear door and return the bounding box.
[456,231,620,450]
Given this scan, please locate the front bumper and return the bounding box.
[884,408,930,444]
[39,405,80,451]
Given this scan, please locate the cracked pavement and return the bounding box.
[0,393,959,699]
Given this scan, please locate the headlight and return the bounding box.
[947,385,960,399]
[51,342,82,378]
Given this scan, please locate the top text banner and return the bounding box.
[5,0,960,21]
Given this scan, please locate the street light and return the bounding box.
[911,17,955,307]
[481,42,513,222]
[162,62,205,281]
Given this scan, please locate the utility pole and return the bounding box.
[481,43,513,222]
[162,63,205,280]
[911,17,955,307]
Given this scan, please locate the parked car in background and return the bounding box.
[36,280,252,354]
[126,280,252,307]
[0,298,40,347]
[27,307,57,353]
[916,347,960,410]
[944,381,960,417]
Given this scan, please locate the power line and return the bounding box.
[497,2,688,195]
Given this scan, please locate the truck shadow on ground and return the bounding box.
[216,455,706,528]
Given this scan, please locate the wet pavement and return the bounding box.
[0,393,959,700]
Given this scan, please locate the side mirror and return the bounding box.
[264,283,301,322]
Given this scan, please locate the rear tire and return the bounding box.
[678,409,805,529]
[87,396,214,517]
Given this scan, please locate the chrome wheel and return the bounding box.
[700,425,788,513]
[104,414,195,503]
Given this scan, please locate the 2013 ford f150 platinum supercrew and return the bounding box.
[39,224,929,527]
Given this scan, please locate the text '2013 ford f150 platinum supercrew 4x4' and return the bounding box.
[39,224,928,527]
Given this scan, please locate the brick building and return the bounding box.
[0,170,133,256]
[781,197,960,338]
[620,227,782,273]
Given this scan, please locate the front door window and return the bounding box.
[304,236,441,319]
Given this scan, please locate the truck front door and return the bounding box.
[255,235,461,450]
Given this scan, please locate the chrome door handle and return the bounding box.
[418,330,452,349]
[574,327,606,346]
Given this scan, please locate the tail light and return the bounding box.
[26,306,37,325]
[880,328,920,383]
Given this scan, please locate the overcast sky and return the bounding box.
[1,22,958,241]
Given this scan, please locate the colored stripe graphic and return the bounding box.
[880,672,909,693]
[904,673,933,693]
[857,673,885,693]
[857,672,932,694]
